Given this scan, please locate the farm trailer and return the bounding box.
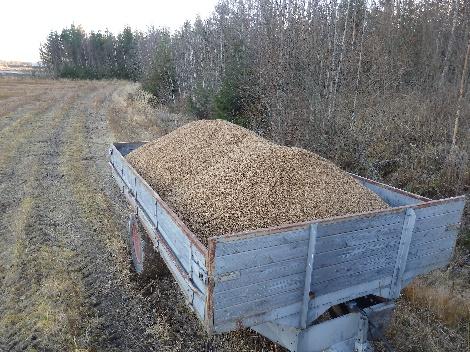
[109,142,466,352]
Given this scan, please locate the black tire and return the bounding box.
[128,214,168,281]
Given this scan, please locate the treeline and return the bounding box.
[41,0,469,198]
[40,26,140,79]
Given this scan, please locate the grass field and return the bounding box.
[0,77,468,351]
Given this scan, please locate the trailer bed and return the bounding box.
[109,142,465,336]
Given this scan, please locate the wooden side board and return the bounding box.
[110,144,208,321]
[109,142,465,335]
[113,141,147,156]
[352,174,430,206]
[210,196,465,332]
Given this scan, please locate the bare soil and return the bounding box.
[0,78,467,352]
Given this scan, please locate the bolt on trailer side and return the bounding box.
[109,142,465,351]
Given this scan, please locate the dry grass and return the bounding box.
[60,84,132,278]
[0,80,82,169]
[1,245,89,347]
[0,146,88,350]
[403,280,470,326]
[107,82,191,141]
[401,248,470,328]
[386,247,470,351]
[387,299,469,352]
[0,77,83,118]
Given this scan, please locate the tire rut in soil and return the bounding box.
[81,82,282,352]
[0,80,280,352]
[0,85,93,350]
[57,83,160,351]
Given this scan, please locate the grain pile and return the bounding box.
[127,120,388,245]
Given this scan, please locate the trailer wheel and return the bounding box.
[128,214,168,280]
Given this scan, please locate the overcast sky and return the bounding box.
[0,0,218,63]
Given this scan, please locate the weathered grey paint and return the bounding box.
[109,142,465,337]
[109,144,208,321]
[211,194,464,331]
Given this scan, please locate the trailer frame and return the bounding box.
[109,142,465,352]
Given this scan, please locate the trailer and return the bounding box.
[109,142,466,352]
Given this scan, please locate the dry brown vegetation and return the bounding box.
[402,246,470,325]
[0,78,61,117]
[107,82,191,141]
[404,281,470,326]
[0,77,280,351]
[0,77,468,351]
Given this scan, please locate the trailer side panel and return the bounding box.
[110,144,208,321]
[211,196,465,333]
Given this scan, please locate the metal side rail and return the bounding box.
[109,161,206,303]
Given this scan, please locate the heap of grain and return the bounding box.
[127,120,388,245]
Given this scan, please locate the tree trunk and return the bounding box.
[326,0,339,107]
[328,0,352,123]
[451,35,470,148]
[352,11,366,122]
[439,0,459,89]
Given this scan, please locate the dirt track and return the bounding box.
[0,79,275,351]
[0,79,159,351]
[0,78,467,352]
